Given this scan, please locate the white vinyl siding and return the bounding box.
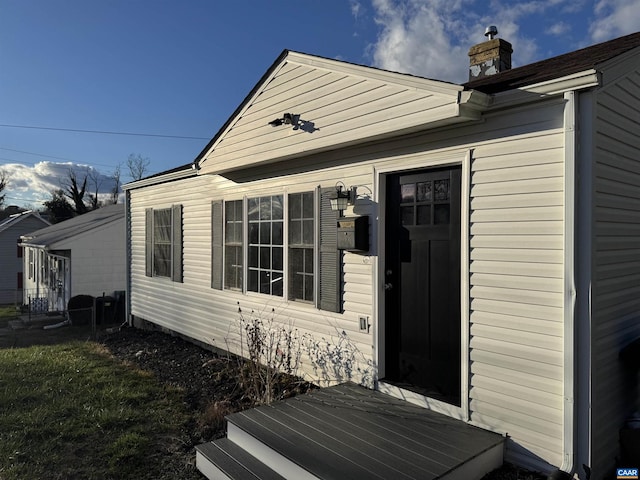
[590,66,640,475]
[198,54,472,174]
[128,169,374,387]
[128,92,566,469]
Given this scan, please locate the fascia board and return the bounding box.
[286,51,465,97]
[123,168,196,191]
[487,69,601,109]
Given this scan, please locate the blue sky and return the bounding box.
[1,0,639,208]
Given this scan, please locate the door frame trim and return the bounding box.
[374,150,472,421]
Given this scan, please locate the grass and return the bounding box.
[0,341,197,480]
[0,304,18,328]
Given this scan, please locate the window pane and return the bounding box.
[249,223,259,244]
[434,204,450,224]
[248,246,258,268]
[248,269,258,292]
[435,179,450,201]
[260,222,271,244]
[290,219,302,244]
[417,205,431,225]
[272,273,283,296]
[302,192,314,218]
[304,274,313,301]
[272,196,283,220]
[401,206,414,226]
[273,247,283,270]
[289,194,301,218]
[248,198,259,220]
[260,246,270,269]
[401,184,415,203]
[304,249,314,273]
[417,181,432,202]
[302,220,314,245]
[225,245,242,290]
[260,197,271,220]
[272,221,283,245]
[153,209,172,277]
[260,271,270,294]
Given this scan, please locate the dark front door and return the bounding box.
[385,166,461,406]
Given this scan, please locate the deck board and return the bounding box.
[225,383,504,480]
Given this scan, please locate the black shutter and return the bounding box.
[145,208,153,277]
[211,200,223,290]
[319,187,342,313]
[171,204,183,283]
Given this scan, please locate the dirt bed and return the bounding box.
[2,321,546,479]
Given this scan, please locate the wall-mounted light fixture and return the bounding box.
[329,181,357,213]
[269,113,298,127]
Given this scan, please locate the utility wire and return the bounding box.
[0,123,209,140]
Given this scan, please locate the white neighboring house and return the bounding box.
[0,210,50,304]
[124,32,640,477]
[20,204,125,313]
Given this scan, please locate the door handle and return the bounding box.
[384,283,393,291]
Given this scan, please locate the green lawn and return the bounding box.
[0,304,18,329]
[0,341,199,479]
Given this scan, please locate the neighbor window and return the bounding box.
[145,205,183,282]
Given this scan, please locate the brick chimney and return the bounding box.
[468,26,512,81]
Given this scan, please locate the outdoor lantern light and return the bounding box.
[330,182,356,213]
[268,112,297,127]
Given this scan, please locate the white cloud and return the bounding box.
[366,0,590,83]
[545,21,571,36]
[1,162,118,208]
[590,0,640,42]
[351,0,363,20]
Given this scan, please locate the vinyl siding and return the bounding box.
[468,111,565,469]
[590,65,640,476]
[129,168,375,387]
[198,54,469,174]
[129,96,567,469]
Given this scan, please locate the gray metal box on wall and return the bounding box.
[337,216,369,252]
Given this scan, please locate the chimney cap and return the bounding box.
[484,26,498,39]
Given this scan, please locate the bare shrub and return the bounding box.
[226,303,302,405]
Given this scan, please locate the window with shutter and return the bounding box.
[145,205,183,282]
[211,189,340,312]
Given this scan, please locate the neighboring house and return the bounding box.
[20,204,125,313]
[123,32,640,477]
[0,210,50,304]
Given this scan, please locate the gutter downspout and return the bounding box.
[560,90,578,476]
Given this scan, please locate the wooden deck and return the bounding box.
[196,383,504,480]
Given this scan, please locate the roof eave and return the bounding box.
[123,167,197,191]
[486,69,601,109]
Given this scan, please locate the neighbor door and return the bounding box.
[384,166,461,406]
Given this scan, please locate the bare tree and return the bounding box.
[127,153,150,181]
[0,170,7,208]
[110,163,121,204]
[63,169,88,214]
[87,168,103,209]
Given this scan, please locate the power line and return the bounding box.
[0,123,209,140]
[0,147,77,162]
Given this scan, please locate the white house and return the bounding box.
[20,204,126,313]
[123,32,640,478]
[0,210,50,304]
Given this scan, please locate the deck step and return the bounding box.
[196,383,505,480]
[196,438,286,480]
